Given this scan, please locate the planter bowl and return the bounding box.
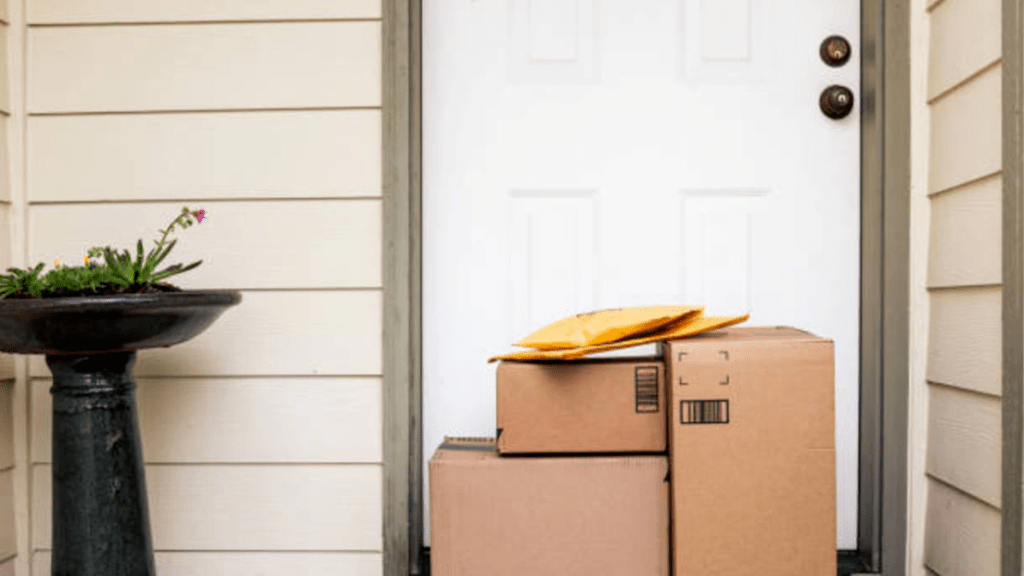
[0,290,242,355]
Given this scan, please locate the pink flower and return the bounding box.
[196,210,205,223]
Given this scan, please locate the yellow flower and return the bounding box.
[54,259,59,267]
[84,256,89,265]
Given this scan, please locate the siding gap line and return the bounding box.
[28,374,387,380]
[926,469,1001,510]
[926,58,1003,106]
[8,287,385,295]
[926,379,1003,401]
[28,374,385,381]
[926,472,1002,512]
[26,197,383,205]
[28,18,383,28]
[32,548,384,554]
[30,462,385,467]
[926,282,1002,292]
[927,170,1002,199]
[28,106,382,117]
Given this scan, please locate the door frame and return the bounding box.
[381,0,911,574]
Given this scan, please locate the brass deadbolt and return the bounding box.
[820,35,851,67]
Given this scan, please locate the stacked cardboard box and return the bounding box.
[430,326,836,576]
[495,358,668,454]
[664,327,836,576]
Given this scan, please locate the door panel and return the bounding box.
[423,0,860,548]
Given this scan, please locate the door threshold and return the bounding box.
[415,547,875,576]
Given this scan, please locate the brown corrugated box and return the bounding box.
[429,437,670,576]
[664,326,836,576]
[495,357,666,453]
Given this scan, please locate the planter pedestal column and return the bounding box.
[47,351,156,576]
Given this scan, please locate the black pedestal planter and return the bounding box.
[0,290,242,576]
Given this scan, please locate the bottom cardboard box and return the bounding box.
[429,437,669,576]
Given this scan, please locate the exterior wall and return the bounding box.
[913,0,1004,574]
[2,2,387,575]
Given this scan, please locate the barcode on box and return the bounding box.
[634,366,660,413]
[680,399,730,424]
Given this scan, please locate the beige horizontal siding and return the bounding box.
[0,25,8,114]
[924,477,1000,576]
[17,0,388,570]
[928,64,1001,195]
[29,200,383,289]
[0,383,11,469]
[26,290,383,378]
[928,0,1000,99]
[27,22,381,113]
[0,470,12,559]
[27,0,380,24]
[32,464,382,551]
[0,205,10,274]
[927,383,1001,507]
[28,110,382,201]
[927,175,1001,287]
[32,377,382,463]
[0,116,11,204]
[927,286,1001,395]
[0,8,10,560]
[0,60,11,562]
[32,551,382,576]
[0,389,7,576]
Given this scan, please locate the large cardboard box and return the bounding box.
[429,437,670,576]
[496,358,666,453]
[664,326,836,576]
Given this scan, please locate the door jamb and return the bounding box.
[382,0,911,574]
[856,0,910,574]
[382,0,422,573]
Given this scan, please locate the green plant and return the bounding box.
[0,206,206,299]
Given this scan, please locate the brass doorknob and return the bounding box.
[820,85,854,119]
[820,35,851,67]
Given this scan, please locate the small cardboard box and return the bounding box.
[429,437,670,576]
[664,326,836,576]
[496,358,667,453]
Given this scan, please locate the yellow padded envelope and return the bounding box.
[513,305,704,350]
[489,313,750,362]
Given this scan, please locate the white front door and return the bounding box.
[422,0,860,549]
